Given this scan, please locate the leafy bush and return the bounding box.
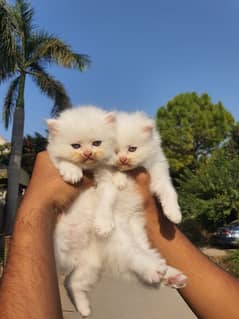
[178,154,239,232]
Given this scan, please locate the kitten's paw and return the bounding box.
[77,301,91,317]
[143,269,165,284]
[113,172,128,190]
[162,267,187,289]
[58,162,83,184]
[141,259,167,284]
[152,184,182,224]
[161,202,182,224]
[94,219,114,237]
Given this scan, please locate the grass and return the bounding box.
[220,249,239,278]
[208,249,239,279]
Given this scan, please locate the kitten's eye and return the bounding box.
[92,140,102,147]
[128,146,137,152]
[71,143,81,149]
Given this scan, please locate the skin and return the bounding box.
[0,153,239,319]
[132,170,239,319]
[0,151,94,319]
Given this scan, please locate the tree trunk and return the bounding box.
[4,74,25,235]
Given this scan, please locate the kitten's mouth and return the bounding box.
[82,158,95,163]
[81,158,97,168]
[117,163,132,171]
[82,158,95,165]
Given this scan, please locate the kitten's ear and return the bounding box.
[143,121,154,136]
[105,112,116,124]
[46,119,59,135]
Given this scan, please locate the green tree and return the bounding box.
[226,123,239,157]
[156,92,235,177]
[178,153,239,232]
[0,0,90,233]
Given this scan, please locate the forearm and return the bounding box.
[145,198,239,319]
[0,194,62,319]
[0,151,92,319]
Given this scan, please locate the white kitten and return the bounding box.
[47,105,116,184]
[114,111,182,224]
[47,105,118,316]
[57,173,186,317]
[50,107,186,317]
[47,105,118,237]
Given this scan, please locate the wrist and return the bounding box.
[15,191,57,229]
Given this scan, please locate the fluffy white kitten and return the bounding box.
[47,105,115,184]
[46,105,119,316]
[48,106,186,317]
[114,111,182,224]
[55,172,186,318]
[47,106,118,236]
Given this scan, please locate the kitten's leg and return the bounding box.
[128,213,154,251]
[126,245,167,284]
[120,212,167,283]
[148,158,182,224]
[94,171,118,237]
[162,266,187,289]
[64,263,101,317]
[112,171,128,190]
[57,160,83,184]
[94,171,128,236]
[115,227,167,284]
[93,183,117,237]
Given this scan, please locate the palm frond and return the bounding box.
[0,0,18,78]
[14,0,34,38]
[0,0,18,44]
[25,31,54,60]
[27,32,90,71]
[2,76,20,129]
[30,63,72,116]
[0,58,17,84]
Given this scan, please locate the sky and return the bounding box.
[1,0,239,141]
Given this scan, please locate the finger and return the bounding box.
[127,167,151,185]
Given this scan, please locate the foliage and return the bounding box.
[0,143,10,166]
[220,250,239,279]
[22,132,47,174]
[178,218,209,246]
[178,153,239,231]
[0,0,91,127]
[0,0,90,233]
[156,92,235,176]
[225,122,239,157]
[0,131,46,180]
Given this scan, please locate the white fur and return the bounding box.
[52,107,186,317]
[47,105,116,183]
[47,105,118,238]
[114,111,182,224]
[55,173,186,317]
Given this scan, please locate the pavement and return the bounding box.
[200,247,228,257]
[60,274,197,319]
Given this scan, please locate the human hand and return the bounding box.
[127,168,153,208]
[24,151,95,212]
[128,168,171,233]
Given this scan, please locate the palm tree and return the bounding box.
[0,0,90,233]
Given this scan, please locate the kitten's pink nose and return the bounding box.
[119,156,128,164]
[83,150,93,158]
